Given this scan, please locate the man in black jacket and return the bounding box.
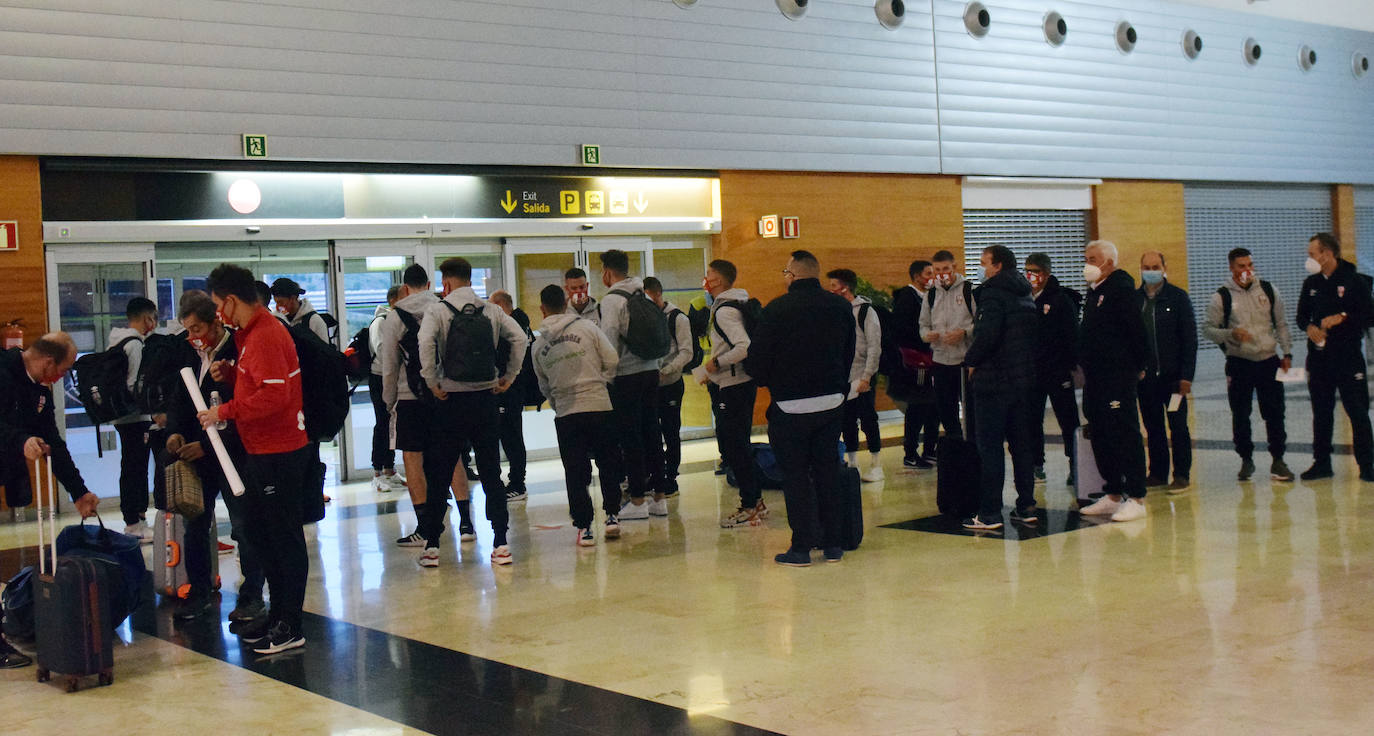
[1296,232,1374,481]
[489,290,535,501]
[1025,253,1081,486]
[165,290,265,624]
[745,250,855,567]
[1137,252,1197,492]
[0,332,100,669]
[1077,241,1150,522]
[889,259,938,469]
[962,246,1040,530]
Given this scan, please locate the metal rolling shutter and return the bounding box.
[961,210,1091,294]
[1357,186,1374,271]
[1184,184,1332,353]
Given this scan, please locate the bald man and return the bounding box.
[1137,251,1197,492]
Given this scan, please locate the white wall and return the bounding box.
[1174,0,1374,33]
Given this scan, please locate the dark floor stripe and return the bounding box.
[134,593,778,736]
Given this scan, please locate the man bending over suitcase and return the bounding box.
[1,332,100,667]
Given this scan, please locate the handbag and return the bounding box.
[164,459,205,520]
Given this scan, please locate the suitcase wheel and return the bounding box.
[36,667,49,683]
[99,670,113,687]
[65,676,80,693]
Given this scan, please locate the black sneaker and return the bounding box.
[773,547,812,567]
[1010,505,1039,524]
[1361,467,1374,483]
[822,547,844,563]
[235,617,271,645]
[505,486,527,503]
[458,521,476,542]
[0,645,31,669]
[1270,460,1295,482]
[922,449,938,463]
[1066,469,1076,488]
[174,594,217,621]
[228,597,267,623]
[1145,475,1169,488]
[1033,466,1047,483]
[464,465,480,482]
[252,621,305,655]
[1301,463,1334,481]
[1238,458,1256,481]
[396,531,426,547]
[903,456,933,470]
[714,459,728,476]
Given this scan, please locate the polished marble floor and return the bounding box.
[4,356,1374,735]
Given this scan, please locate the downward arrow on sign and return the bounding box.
[501,190,518,214]
[633,193,648,213]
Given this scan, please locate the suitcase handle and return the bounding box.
[165,541,181,567]
[33,456,56,576]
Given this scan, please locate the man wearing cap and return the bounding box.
[270,278,329,343]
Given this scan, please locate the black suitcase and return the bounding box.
[838,465,864,551]
[32,458,115,691]
[936,369,980,518]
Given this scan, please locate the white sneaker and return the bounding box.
[576,527,595,547]
[124,522,154,545]
[382,473,407,491]
[491,545,513,565]
[1079,496,1123,517]
[370,475,392,493]
[1110,498,1147,522]
[861,464,885,483]
[619,500,650,520]
[647,497,669,517]
[418,547,439,568]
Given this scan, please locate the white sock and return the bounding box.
[846,452,857,467]
[869,452,882,466]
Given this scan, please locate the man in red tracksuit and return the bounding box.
[200,263,311,655]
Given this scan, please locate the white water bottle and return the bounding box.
[210,390,227,430]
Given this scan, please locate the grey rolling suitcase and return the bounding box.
[1074,425,1106,505]
[153,510,220,600]
[32,458,115,691]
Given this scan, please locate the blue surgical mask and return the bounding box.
[977,267,989,282]
[1141,270,1164,285]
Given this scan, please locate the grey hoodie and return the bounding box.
[708,287,752,388]
[107,326,150,424]
[659,300,694,387]
[532,312,618,418]
[368,303,391,375]
[848,295,882,386]
[598,276,661,376]
[288,298,330,343]
[918,274,976,366]
[419,287,527,394]
[1202,278,1292,362]
[570,296,600,326]
[380,289,439,407]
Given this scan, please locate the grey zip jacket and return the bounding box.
[1202,278,1292,362]
[379,290,439,408]
[659,300,694,387]
[531,312,618,418]
[918,274,976,366]
[418,287,527,394]
[107,326,150,424]
[849,295,882,385]
[598,277,661,376]
[709,287,752,388]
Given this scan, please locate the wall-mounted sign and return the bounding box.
[781,216,800,239]
[759,214,779,238]
[580,144,601,165]
[0,221,17,251]
[242,134,268,158]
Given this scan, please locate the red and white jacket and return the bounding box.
[219,307,308,456]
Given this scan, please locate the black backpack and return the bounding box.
[394,308,434,403]
[605,289,671,361]
[134,332,197,415]
[1217,281,1279,331]
[440,302,498,383]
[73,336,141,425]
[313,311,339,342]
[711,297,764,347]
[669,308,704,374]
[857,302,901,377]
[926,279,975,317]
[343,318,378,382]
[497,313,545,408]
[287,324,350,441]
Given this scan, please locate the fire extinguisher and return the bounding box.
[2,319,23,349]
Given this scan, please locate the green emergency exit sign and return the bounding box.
[242,134,268,158]
[580,144,601,166]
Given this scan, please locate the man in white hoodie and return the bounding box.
[597,249,666,520]
[826,268,885,483]
[110,296,159,542]
[418,258,527,566]
[645,277,695,497]
[919,249,976,441]
[532,284,624,546]
[270,278,330,343]
[702,259,765,528]
[367,286,404,493]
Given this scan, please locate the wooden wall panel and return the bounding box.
[715,171,964,423]
[1092,180,1189,287]
[1332,184,1358,264]
[0,155,45,512]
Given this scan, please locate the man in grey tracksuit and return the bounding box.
[646,277,694,497]
[418,258,527,566]
[702,259,764,528]
[270,278,330,343]
[919,249,976,440]
[826,269,884,483]
[1201,247,1295,482]
[597,250,664,520]
[531,284,625,545]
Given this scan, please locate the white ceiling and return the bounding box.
[1173,0,1374,32]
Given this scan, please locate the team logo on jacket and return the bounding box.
[1043,304,1051,315]
[1097,295,1104,307]
[1338,286,1345,298]
[1109,400,1121,409]
[36,395,45,413]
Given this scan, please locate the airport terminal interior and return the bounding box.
[4,0,1374,734]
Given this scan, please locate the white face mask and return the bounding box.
[1305,257,1322,275]
[1237,269,1255,286]
[1082,264,1103,283]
